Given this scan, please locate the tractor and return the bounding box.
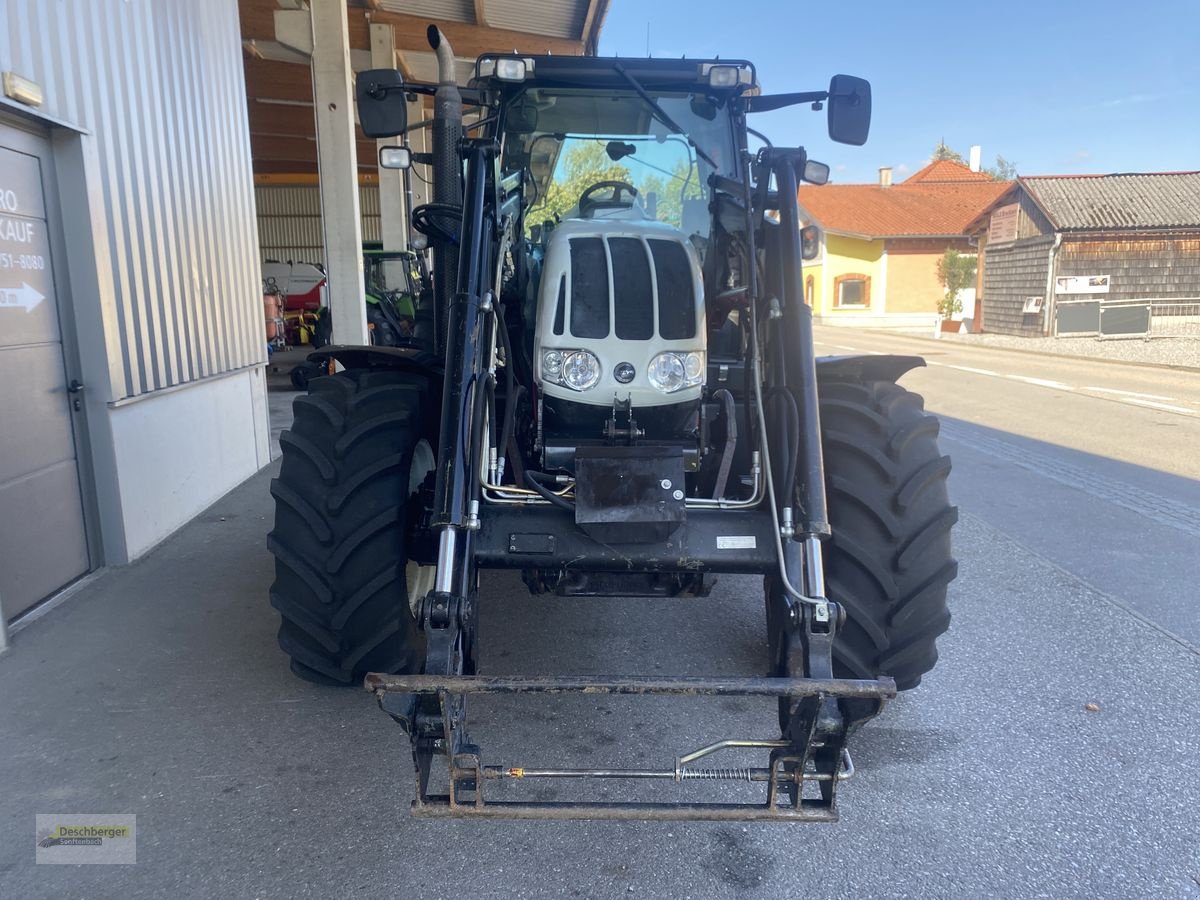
[267,26,956,820]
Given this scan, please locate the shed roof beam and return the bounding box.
[241,2,587,57]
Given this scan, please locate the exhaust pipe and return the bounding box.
[427,25,463,355]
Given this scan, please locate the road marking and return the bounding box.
[1083,386,1180,402]
[1122,398,1196,414]
[1006,375,1072,390]
[940,421,1200,538]
[816,336,1197,417]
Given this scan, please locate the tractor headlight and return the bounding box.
[648,351,704,393]
[542,348,601,391]
[562,350,602,391]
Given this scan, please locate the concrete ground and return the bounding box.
[2,332,1199,898]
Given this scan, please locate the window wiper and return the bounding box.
[612,63,720,171]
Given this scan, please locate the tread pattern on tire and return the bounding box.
[819,379,957,690]
[269,368,431,685]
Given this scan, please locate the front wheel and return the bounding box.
[268,368,437,685]
[817,378,957,690]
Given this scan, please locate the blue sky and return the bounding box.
[597,0,1200,183]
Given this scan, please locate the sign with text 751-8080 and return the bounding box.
[0,145,56,348]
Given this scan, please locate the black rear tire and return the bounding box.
[289,362,322,391]
[818,379,957,690]
[268,368,435,685]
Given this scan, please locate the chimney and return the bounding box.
[969,145,982,172]
[878,166,892,187]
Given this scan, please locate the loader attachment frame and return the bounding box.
[366,595,895,821]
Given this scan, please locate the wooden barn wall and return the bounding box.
[981,234,1055,336]
[1016,190,1054,240]
[1058,233,1200,301]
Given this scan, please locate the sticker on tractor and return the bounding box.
[716,535,756,549]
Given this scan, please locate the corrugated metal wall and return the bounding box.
[255,185,382,268]
[0,0,262,399]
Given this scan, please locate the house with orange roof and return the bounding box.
[797,160,1011,330]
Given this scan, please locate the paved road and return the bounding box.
[813,326,1200,648]
[1,331,1198,898]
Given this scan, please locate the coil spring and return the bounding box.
[679,767,755,782]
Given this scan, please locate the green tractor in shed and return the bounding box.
[267,26,956,820]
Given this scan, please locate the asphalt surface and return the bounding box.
[1,329,1198,898]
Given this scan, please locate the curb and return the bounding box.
[852,328,1200,375]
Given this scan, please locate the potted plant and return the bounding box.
[937,248,976,333]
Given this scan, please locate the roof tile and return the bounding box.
[798,160,1010,238]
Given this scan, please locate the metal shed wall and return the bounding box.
[255,185,382,267]
[0,0,262,400]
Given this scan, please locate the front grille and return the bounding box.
[569,237,610,339]
[566,236,696,341]
[649,239,696,340]
[610,237,654,340]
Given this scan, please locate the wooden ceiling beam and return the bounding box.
[241,2,588,67]
[241,0,371,49]
[244,57,314,104]
[364,10,584,58]
[473,0,488,27]
[248,102,316,137]
[580,0,607,52]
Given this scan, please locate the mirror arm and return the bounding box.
[746,91,828,113]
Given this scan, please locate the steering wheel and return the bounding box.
[579,180,638,218]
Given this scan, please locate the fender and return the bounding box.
[815,353,925,385]
[307,344,443,380]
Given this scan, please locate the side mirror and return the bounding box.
[827,74,871,146]
[379,146,412,170]
[801,225,821,260]
[802,159,830,185]
[504,99,539,135]
[355,69,408,138]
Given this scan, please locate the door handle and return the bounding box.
[67,379,85,393]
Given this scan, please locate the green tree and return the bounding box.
[931,142,1018,181]
[983,155,1019,181]
[528,141,703,230]
[936,248,977,318]
[931,141,964,163]
[529,142,632,226]
[639,160,704,228]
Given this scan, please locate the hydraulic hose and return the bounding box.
[768,387,801,507]
[524,471,575,512]
[468,372,496,497]
[493,302,528,484]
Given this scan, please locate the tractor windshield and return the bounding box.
[505,88,738,235]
